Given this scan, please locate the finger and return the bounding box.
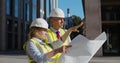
[66,45,72,48]
[65,45,72,53]
[73,29,79,32]
[75,29,79,32]
[63,46,66,53]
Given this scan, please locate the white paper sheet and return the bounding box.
[58,32,107,63]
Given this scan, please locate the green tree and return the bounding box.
[71,15,82,26]
[70,15,85,39]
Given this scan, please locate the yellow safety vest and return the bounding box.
[25,38,58,63]
[44,28,69,63]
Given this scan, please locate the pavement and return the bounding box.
[0,55,28,63]
[89,56,120,63]
[0,51,120,63]
[0,54,120,63]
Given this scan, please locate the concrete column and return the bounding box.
[18,0,21,49]
[11,0,15,49]
[40,0,44,18]
[52,0,55,9]
[84,0,102,56]
[0,0,6,50]
[55,0,58,8]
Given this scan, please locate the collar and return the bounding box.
[50,27,61,33]
[32,37,45,45]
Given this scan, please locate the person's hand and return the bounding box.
[46,45,72,58]
[68,22,83,32]
[57,45,72,53]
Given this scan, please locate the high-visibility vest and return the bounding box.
[25,38,58,63]
[44,28,69,63]
[47,28,69,45]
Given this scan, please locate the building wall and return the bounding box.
[84,0,102,56]
[0,0,6,50]
[101,0,120,56]
[0,0,37,51]
[0,0,50,51]
[83,0,120,56]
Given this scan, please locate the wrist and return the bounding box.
[54,49,59,54]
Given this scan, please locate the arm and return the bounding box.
[61,22,84,42]
[46,45,72,58]
[49,22,83,49]
[26,41,47,63]
[27,40,71,62]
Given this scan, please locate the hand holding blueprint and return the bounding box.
[58,32,107,63]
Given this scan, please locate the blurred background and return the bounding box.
[0,0,120,57]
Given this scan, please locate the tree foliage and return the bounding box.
[70,15,85,39]
[71,15,83,26]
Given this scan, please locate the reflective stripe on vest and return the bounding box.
[46,29,69,63]
[27,38,57,63]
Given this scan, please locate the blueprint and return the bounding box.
[58,32,107,63]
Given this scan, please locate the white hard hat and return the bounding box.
[30,18,48,29]
[50,8,65,18]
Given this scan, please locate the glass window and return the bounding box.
[7,20,12,32]
[24,1,27,21]
[27,4,30,21]
[32,0,37,21]
[7,33,12,49]
[15,34,18,49]
[116,13,120,20]
[14,21,18,32]
[6,0,10,15]
[14,0,18,17]
[24,0,30,21]
[102,5,120,21]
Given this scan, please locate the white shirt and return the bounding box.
[49,27,71,43]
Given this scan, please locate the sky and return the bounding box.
[58,0,84,19]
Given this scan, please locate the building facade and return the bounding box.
[0,0,61,51]
[82,0,120,56]
[0,0,48,51]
